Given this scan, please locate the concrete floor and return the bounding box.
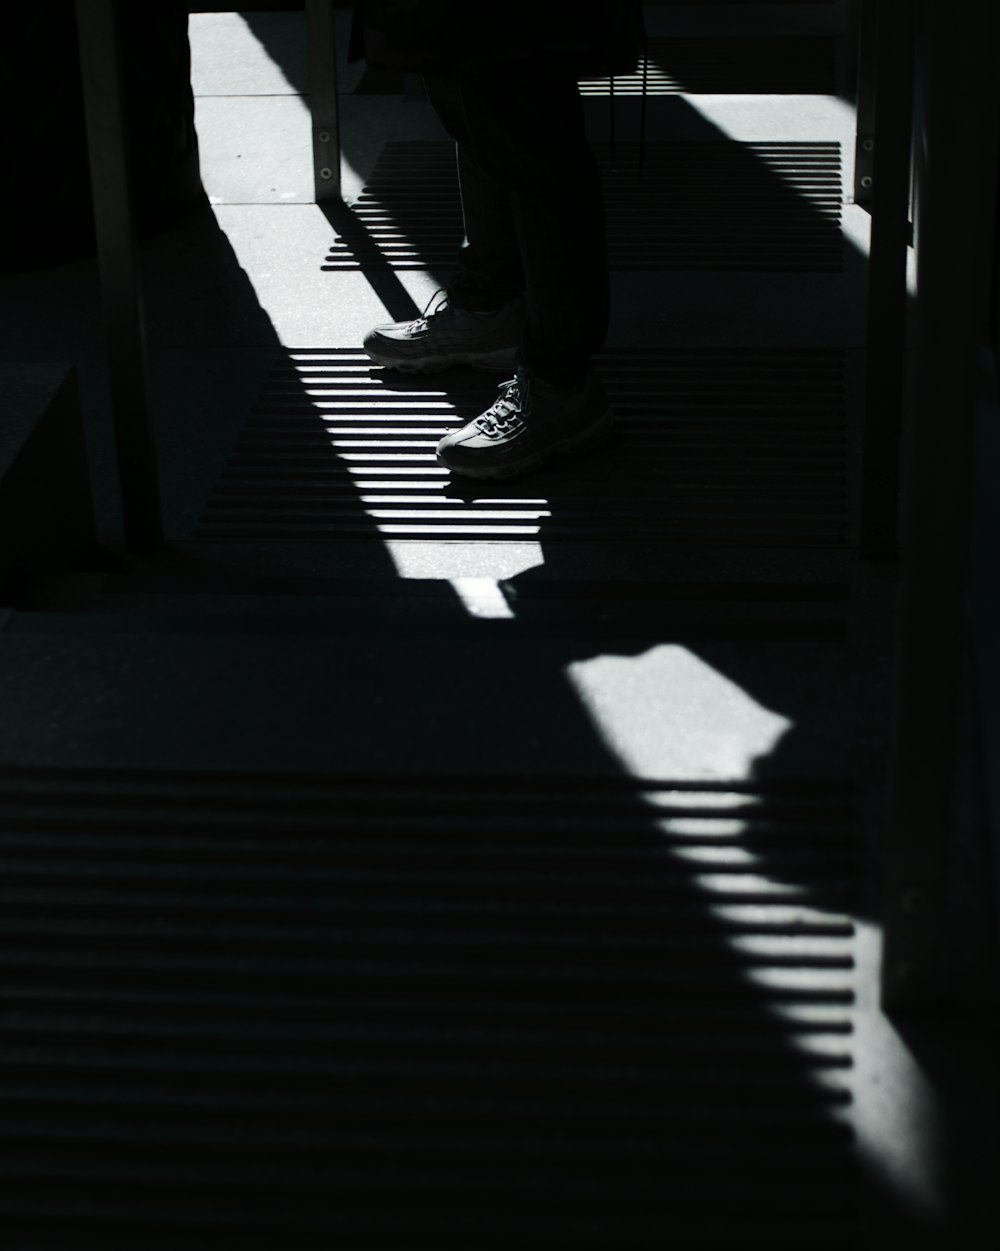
[0,5,996,1246]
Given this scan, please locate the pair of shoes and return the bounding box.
[363,291,525,374]
[436,368,614,480]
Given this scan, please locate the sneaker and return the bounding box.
[436,369,614,480]
[363,292,525,374]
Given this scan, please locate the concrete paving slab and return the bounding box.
[205,202,866,351]
[208,205,419,345]
[190,11,303,97]
[140,206,283,349]
[195,95,315,205]
[195,93,445,206]
[684,93,858,148]
[584,92,859,148]
[189,9,363,97]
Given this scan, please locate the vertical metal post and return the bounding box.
[880,0,1000,1008]
[75,0,164,552]
[852,0,878,208]
[306,0,343,204]
[858,0,914,560]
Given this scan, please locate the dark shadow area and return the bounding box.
[3,5,993,1247]
[1,1,205,275]
[187,13,999,1242]
[322,126,845,276]
[580,36,839,95]
[236,8,310,89]
[240,13,841,97]
[0,768,863,1247]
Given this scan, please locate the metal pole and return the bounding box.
[75,0,164,552]
[880,0,1000,1008]
[857,0,914,560]
[306,0,343,204]
[852,0,877,208]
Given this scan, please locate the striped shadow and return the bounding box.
[198,348,852,547]
[579,36,839,96]
[0,767,859,1247]
[354,40,839,98]
[324,141,844,273]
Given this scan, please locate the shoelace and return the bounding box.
[406,288,449,333]
[474,373,530,437]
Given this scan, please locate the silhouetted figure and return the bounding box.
[350,0,644,478]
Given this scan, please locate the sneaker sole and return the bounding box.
[437,410,615,481]
[365,346,518,375]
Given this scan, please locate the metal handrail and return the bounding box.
[307,0,343,203]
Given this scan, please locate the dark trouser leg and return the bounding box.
[425,65,610,388]
[424,74,525,314]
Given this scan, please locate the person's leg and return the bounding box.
[450,62,611,388]
[423,73,525,314]
[361,71,526,374]
[434,62,614,477]
[365,57,611,437]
